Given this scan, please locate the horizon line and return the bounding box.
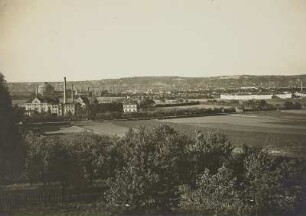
[6,73,306,83]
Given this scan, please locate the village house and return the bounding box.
[123,101,138,113]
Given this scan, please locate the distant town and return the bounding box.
[7,75,306,122]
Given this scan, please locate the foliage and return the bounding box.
[25,132,116,191]
[139,98,155,109]
[21,124,306,215]
[67,132,114,184]
[155,101,199,107]
[104,125,191,210]
[179,166,241,214]
[185,131,233,182]
[241,100,276,111]
[105,163,159,210]
[0,73,24,183]
[96,102,123,113]
[13,104,25,123]
[283,101,302,110]
[179,145,305,216]
[25,133,82,199]
[238,147,304,215]
[24,132,52,184]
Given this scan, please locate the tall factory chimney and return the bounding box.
[35,84,38,96]
[63,77,67,104]
[71,82,74,102]
[301,80,303,93]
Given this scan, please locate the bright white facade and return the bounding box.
[294,92,306,98]
[275,93,292,99]
[220,94,272,100]
[20,97,77,116]
[21,97,62,115]
[220,93,292,100]
[123,103,138,113]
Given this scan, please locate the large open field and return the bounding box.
[38,110,306,158]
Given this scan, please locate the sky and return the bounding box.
[0,0,305,82]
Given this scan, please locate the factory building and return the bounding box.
[21,77,80,117]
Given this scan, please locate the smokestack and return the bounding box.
[71,82,74,102]
[63,77,67,104]
[301,80,303,93]
[35,84,38,96]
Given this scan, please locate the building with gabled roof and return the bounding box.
[75,96,90,108]
[20,96,63,116]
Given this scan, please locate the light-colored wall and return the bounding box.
[220,94,273,100]
[123,104,138,113]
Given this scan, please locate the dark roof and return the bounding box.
[38,82,54,91]
[123,100,138,105]
[33,96,59,104]
[77,96,90,104]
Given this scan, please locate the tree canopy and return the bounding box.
[0,73,24,182]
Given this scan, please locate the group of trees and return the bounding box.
[92,106,235,121]
[129,107,234,120]
[23,125,306,215]
[283,101,302,110]
[155,101,199,108]
[90,102,123,116]
[0,73,24,183]
[179,146,305,215]
[24,132,115,198]
[104,127,305,215]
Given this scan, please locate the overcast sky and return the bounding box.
[0,0,305,82]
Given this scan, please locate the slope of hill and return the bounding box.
[7,74,306,96]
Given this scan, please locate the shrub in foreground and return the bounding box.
[179,146,305,216]
[104,125,191,211]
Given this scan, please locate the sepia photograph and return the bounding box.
[0,0,306,215]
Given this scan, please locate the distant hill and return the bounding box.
[7,74,306,96]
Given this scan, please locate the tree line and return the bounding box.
[22,127,306,216]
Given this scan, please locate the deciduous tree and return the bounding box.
[0,73,24,182]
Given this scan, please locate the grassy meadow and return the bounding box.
[30,110,306,158]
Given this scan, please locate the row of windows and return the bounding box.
[124,105,137,108]
[124,108,137,112]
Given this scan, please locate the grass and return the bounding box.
[25,110,306,158]
[112,111,306,158]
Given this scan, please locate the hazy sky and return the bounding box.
[0,0,305,82]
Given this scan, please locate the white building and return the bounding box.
[20,97,79,116]
[220,93,292,100]
[275,93,292,99]
[20,77,80,117]
[294,92,306,98]
[220,94,273,100]
[123,101,138,113]
[62,103,77,116]
[20,97,62,116]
